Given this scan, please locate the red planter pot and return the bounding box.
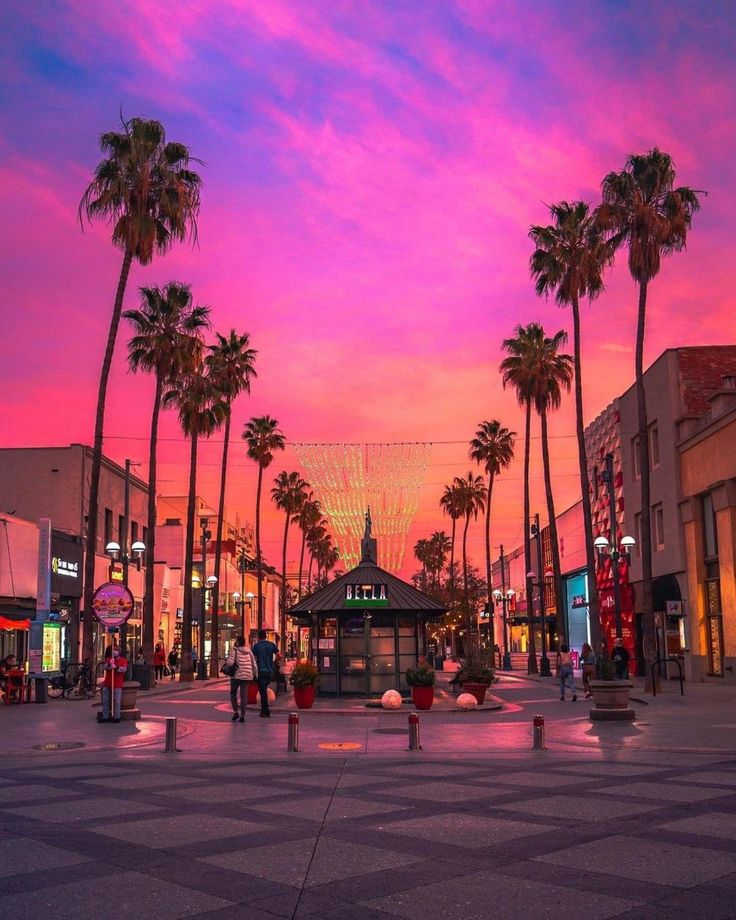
[293,685,316,709]
[411,685,435,710]
[462,682,489,705]
[247,682,259,705]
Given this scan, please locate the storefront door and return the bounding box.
[339,614,370,694]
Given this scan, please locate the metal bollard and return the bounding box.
[532,714,546,751]
[288,712,299,752]
[164,717,178,753]
[408,711,421,751]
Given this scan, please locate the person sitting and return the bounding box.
[0,654,17,695]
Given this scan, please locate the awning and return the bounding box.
[0,616,30,631]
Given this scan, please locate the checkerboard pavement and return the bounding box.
[3,751,736,919]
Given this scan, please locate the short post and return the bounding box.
[164,717,178,753]
[408,711,421,751]
[532,713,546,751]
[288,712,299,752]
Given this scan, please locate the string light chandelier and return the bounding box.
[293,442,432,572]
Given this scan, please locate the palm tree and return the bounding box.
[306,520,328,591]
[242,416,285,630]
[163,365,226,680]
[598,149,702,685]
[469,420,515,646]
[453,472,487,621]
[124,282,210,664]
[79,116,202,661]
[414,538,431,592]
[530,201,615,650]
[271,471,309,640]
[500,324,539,673]
[206,331,257,674]
[428,531,452,590]
[440,483,463,599]
[296,494,321,599]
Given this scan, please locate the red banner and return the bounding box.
[598,584,637,676]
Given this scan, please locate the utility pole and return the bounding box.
[199,517,210,679]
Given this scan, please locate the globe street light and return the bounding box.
[492,584,515,671]
[594,534,635,640]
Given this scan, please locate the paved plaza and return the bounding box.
[2,674,736,918]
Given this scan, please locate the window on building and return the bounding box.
[634,513,642,557]
[649,423,660,468]
[131,521,139,544]
[653,504,665,550]
[104,508,113,547]
[142,527,148,562]
[118,514,126,548]
[632,436,641,480]
[703,492,719,560]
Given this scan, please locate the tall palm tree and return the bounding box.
[440,483,463,599]
[428,531,452,590]
[163,366,226,679]
[453,472,487,616]
[242,416,285,630]
[598,149,702,685]
[306,520,328,591]
[124,282,210,664]
[296,494,321,599]
[271,471,309,640]
[530,201,615,650]
[414,538,431,591]
[79,116,202,661]
[500,324,539,673]
[206,331,257,674]
[469,420,515,645]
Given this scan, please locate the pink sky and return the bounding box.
[1,1,734,575]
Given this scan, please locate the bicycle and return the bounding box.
[47,662,100,701]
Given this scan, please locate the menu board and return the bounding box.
[42,622,62,673]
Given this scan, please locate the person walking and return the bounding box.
[611,638,630,680]
[167,647,178,681]
[100,644,128,723]
[153,643,166,682]
[557,643,576,702]
[224,635,258,723]
[581,641,596,699]
[191,645,199,678]
[252,629,279,718]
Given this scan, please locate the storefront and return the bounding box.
[289,515,445,697]
[50,531,83,661]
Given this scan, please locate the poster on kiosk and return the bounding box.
[29,518,62,684]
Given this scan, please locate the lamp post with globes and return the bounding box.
[596,451,636,642]
[232,590,255,637]
[529,513,553,677]
[492,543,514,670]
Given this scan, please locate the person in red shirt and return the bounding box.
[100,644,128,723]
[153,644,166,682]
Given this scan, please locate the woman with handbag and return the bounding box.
[222,635,258,723]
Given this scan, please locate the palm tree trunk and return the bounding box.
[523,399,538,674]
[571,296,601,650]
[540,407,566,645]
[255,463,264,632]
[449,518,456,598]
[142,373,162,665]
[636,280,657,691]
[307,552,314,591]
[462,513,471,634]
[281,511,290,644]
[298,527,307,600]
[485,472,495,648]
[81,247,134,663]
[210,404,232,677]
[181,431,198,681]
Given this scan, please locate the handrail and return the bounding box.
[651,656,684,697]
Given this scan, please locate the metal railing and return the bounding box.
[651,656,684,697]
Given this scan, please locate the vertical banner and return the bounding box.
[30,518,53,676]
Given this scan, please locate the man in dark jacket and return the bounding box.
[252,630,279,718]
[611,638,630,680]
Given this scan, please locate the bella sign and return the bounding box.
[345,583,389,607]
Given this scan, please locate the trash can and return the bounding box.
[132,663,153,690]
[434,655,444,670]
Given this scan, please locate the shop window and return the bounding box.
[653,504,665,550]
[118,514,126,546]
[649,423,660,468]
[131,521,139,544]
[104,508,113,547]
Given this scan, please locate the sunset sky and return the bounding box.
[1,1,734,576]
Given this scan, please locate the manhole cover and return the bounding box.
[318,742,362,750]
[373,728,408,735]
[32,742,86,752]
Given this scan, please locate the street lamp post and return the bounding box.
[595,452,636,641]
[492,543,514,671]
[197,517,212,680]
[529,513,552,677]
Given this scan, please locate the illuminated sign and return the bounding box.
[50,535,84,597]
[344,584,388,607]
[42,622,62,673]
[91,582,134,628]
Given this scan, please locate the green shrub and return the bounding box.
[405,658,436,687]
[289,660,320,689]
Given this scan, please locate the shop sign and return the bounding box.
[572,594,588,608]
[36,518,52,618]
[91,581,134,628]
[345,583,389,607]
[50,537,83,598]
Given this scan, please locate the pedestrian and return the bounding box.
[557,643,576,702]
[134,648,144,664]
[611,638,630,680]
[153,643,166,681]
[581,642,596,699]
[167,647,178,681]
[223,635,258,723]
[0,654,17,697]
[191,646,198,678]
[252,629,279,718]
[100,644,128,723]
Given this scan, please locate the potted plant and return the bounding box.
[289,660,320,709]
[405,659,435,710]
[457,648,494,705]
[589,655,635,721]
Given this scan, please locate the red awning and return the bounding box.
[0,616,30,631]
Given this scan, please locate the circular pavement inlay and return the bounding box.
[373,728,408,735]
[32,741,86,752]
[318,741,362,750]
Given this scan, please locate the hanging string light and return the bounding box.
[293,442,432,571]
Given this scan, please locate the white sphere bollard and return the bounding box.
[381,689,403,710]
[457,693,478,710]
[267,687,276,703]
